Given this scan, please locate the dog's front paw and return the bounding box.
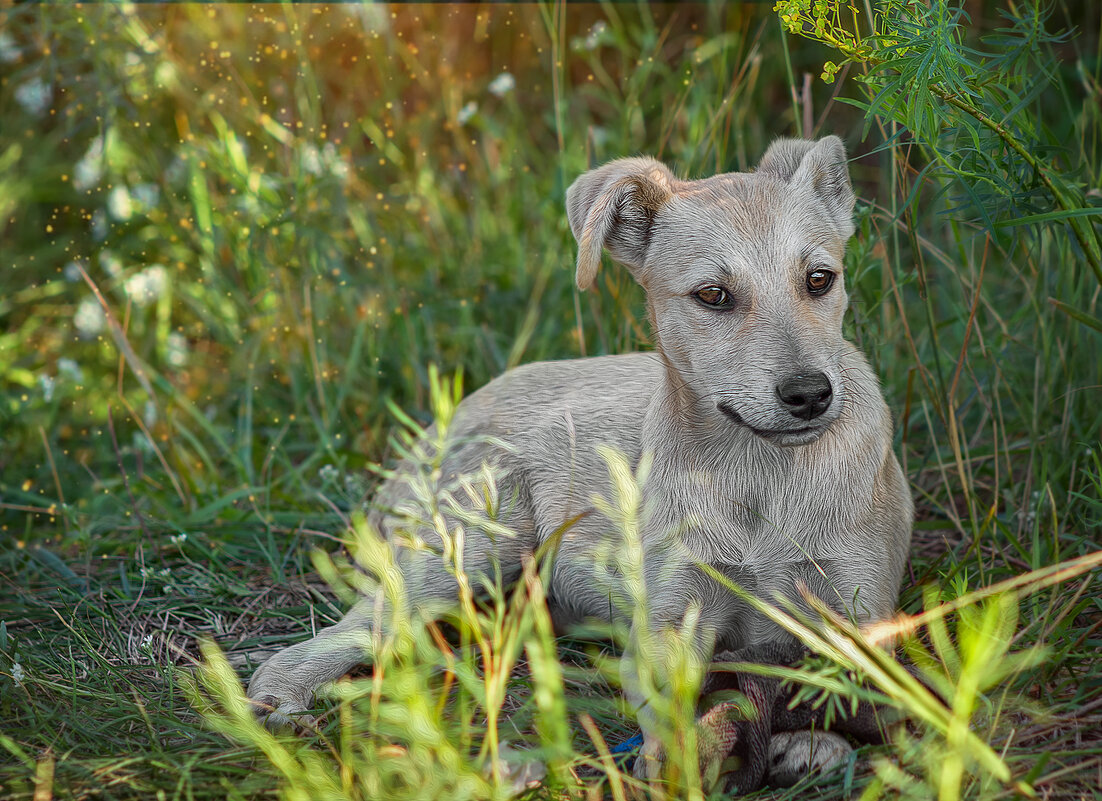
[766,730,852,787]
[247,662,317,731]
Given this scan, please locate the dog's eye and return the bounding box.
[806,269,835,296]
[694,286,733,309]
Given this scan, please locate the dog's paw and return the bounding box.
[766,730,852,787]
[247,663,317,731]
[248,691,318,731]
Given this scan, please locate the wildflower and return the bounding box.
[11,662,24,683]
[73,136,105,191]
[488,72,515,97]
[166,332,188,367]
[301,142,323,176]
[319,464,340,484]
[107,185,133,221]
[74,297,106,337]
[457,101,478,125]
[39,374,55,402]
[15,77,50,116]
[124,265,166,306]
[584,21,607,51]
[170,532,188,545]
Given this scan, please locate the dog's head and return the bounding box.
[567,137,857,446]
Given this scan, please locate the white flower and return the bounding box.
[124,265,166,306]
[57,358,83,382]
[301,143,323,176]
[488,72,515,97]
[100,249,122,276]
[323,142,348,180]
[166,332,188,367]
[73,136,105,191]
[107,186,133,221]
[319,464,340,484]
[74,297,106,337]
[170,532,188,545]
[584,21,608,51]
[10,662,24,683]
[457,101,478,125]
[0,32,20,63]
[15,77,50,116]
[39,374,55,402]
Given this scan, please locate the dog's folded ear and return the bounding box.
[566,157,678,291]
[757,136,856,240]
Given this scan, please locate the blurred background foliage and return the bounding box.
[0,1,1100,799]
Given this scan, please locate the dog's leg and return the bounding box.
[247,511,533,726]
[623,570,728,784]
[247,596,382,727]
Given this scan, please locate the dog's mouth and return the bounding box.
[716,401,825,444]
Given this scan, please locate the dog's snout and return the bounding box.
[776,373,833,420]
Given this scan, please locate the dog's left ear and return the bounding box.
[757,136,856,240]
[566,157,678,291]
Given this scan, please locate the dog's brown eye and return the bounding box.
[694,286,733,308]
[806,269,835,296]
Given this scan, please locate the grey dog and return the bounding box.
[246,136,913,785]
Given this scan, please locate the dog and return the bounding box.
[246,135,913,787]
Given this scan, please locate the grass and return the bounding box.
[1,1,1100,799]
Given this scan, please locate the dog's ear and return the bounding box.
[757,136,856,239]
[566,157,677,291]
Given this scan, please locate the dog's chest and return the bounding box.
[654,455,868,566]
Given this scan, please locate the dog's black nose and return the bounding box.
[776,373,833,420]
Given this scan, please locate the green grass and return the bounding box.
[1,2,1100,799]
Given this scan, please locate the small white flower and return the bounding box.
[301,143,323,176]
[319,464,340,484]
[107,186,133,221]
[74,136,105,191]
[100,249,122,276]
[125,265,166,306]
[488,72,515,97]
[584,21,608,51]
[166,332,188,367]
[74,297,106,337]
[11,662,24,683]
[39,374,55,402]
[141,633,154,649]
[323,142,348,180]
[64,260,84,282]
[457,101,478,125]
[170,532,188,545]
[0,32,20,63]
[15,77,50,116]
[58,358,83,382]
